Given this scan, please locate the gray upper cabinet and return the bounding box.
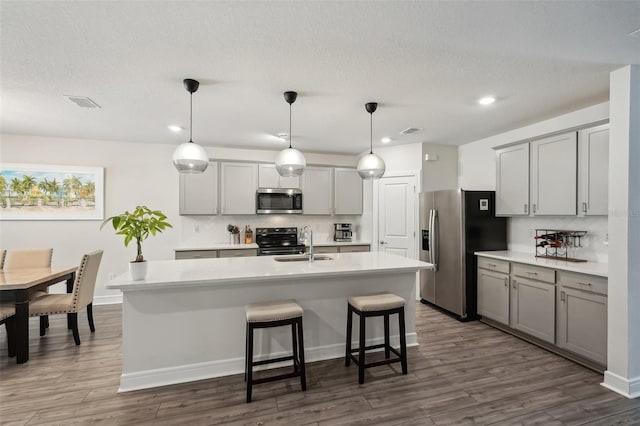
[258,164,300,189]
[179,162,219,215]
[220,162,258,215]
[495,144,529,216]
[301,166,333,215]
[578,124,609,216]
[334,168,363,215]
[530,132,577,216]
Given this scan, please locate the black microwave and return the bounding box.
[256,188,303,214]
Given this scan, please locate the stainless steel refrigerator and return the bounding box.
[419,190,507,320]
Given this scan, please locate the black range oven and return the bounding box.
[256,227,306,256]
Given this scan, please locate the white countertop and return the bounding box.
[108,251,433,291]
[174,241,371,251]
[475,250,608,277]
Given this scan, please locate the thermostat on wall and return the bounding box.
[479,199,489,211]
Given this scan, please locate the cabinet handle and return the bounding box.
[504,277,508,287]
[527,271,538,276]
[524,204,528,214]
[512,280,517,289]
[560,291,566,302]
[532,204,537,213]
[577,281,592,286]
[487,263,497,267]
[582,202,588,213]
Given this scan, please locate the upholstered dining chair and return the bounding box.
[0,304,16,357]
[1,248,55,333]
[28,250,103,345]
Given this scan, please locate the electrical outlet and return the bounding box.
[108,272,116,281]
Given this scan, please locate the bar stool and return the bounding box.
[245,300,307,403]
[345,293,407,384]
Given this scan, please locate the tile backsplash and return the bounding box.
[180,215,367,246]
[508,216,608,263]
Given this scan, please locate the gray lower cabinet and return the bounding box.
[313,246,339,254]
[510,276,556,344]
[477,268,510,325]
[175,250,218,260]
[557,279,607,364]
[218,249,258,258]
[337,245,370,253]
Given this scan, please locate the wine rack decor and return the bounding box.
[534,229,588,262]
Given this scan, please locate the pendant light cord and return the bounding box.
[189,92,193,143]
[289,103,292,149]
[369,111,373,154]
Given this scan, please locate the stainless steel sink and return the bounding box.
[273,255,333,262]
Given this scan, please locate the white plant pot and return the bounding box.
[129,261,148,281]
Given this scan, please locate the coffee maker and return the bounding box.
[334,223,353,242]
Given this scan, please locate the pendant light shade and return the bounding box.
[276,91,306,177]
[173,78,209,174]
[357,102,386,180]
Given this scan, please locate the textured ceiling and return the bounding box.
[1,1,639,154]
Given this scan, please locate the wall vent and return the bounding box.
[65,96,101,109]
[400,127,422,135]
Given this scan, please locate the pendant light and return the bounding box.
[172,78,209,174]
[357,102,386,179]
[275,91,306,177]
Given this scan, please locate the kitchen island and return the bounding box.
[107,251,432,392]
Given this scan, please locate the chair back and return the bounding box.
[71,250,104,311]
[3,248,53,270]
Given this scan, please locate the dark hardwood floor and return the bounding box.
[1,303,638,426]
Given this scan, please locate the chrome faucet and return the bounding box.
[301,225,314,262]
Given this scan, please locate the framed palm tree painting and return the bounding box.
[0,163,104,220]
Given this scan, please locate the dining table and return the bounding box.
[0,266,77,364]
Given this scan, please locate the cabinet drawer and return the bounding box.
[218,249,258,258]
[477,257,509,274]
[338,245,370,253]
[512,263,555,283]
[175,250,218,260]
[312,246,339,254]
[557,271,607,295]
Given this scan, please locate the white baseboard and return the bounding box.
[118,332,418,392]
[602,370,640,399]
[93,294,122,305]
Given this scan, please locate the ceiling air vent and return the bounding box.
[400,127,422,135]
[65,96,101,109]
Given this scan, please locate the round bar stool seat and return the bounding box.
[245,300,307,403]
[345,293,408,384]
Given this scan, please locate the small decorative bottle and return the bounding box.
[245,225,253,244]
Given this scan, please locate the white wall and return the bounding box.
[0,134,362,303]
[457,102,611,261]
[422,143,458,192]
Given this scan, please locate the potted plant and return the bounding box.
[101,205,172,280]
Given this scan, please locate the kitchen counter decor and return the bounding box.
[227,224,240,244]
[534,229,588,262]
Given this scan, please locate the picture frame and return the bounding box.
[0,163,105,221]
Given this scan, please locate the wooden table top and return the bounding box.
[0,266,77,290]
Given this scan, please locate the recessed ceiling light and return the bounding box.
[478,96,496,106]
[381,137,392,144]
[168,125,183,132]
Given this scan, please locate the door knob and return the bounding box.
[379,241,387,245]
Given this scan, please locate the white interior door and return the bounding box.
[378,175,416,259]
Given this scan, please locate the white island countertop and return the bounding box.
[475,250,608,277]
[108,251,433,291]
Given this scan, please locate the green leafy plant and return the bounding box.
[101,206,172,262]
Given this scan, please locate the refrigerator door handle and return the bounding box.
[428,209,434,265]
[432,209,439,271]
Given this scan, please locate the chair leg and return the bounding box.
[244,322,249,382]
[45,315,49,329]
[87,303,95,332]
[297,318,307,391]
[5,319,16,357]
[291,321,299,373]
[39,316,47,336]
[67,313,72,330]
[399,309,407,375]
[384,313,390,359]
[246,323,254,403]
[345,304,353,366]
[358,313,366,384]
[69,312,81,345]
